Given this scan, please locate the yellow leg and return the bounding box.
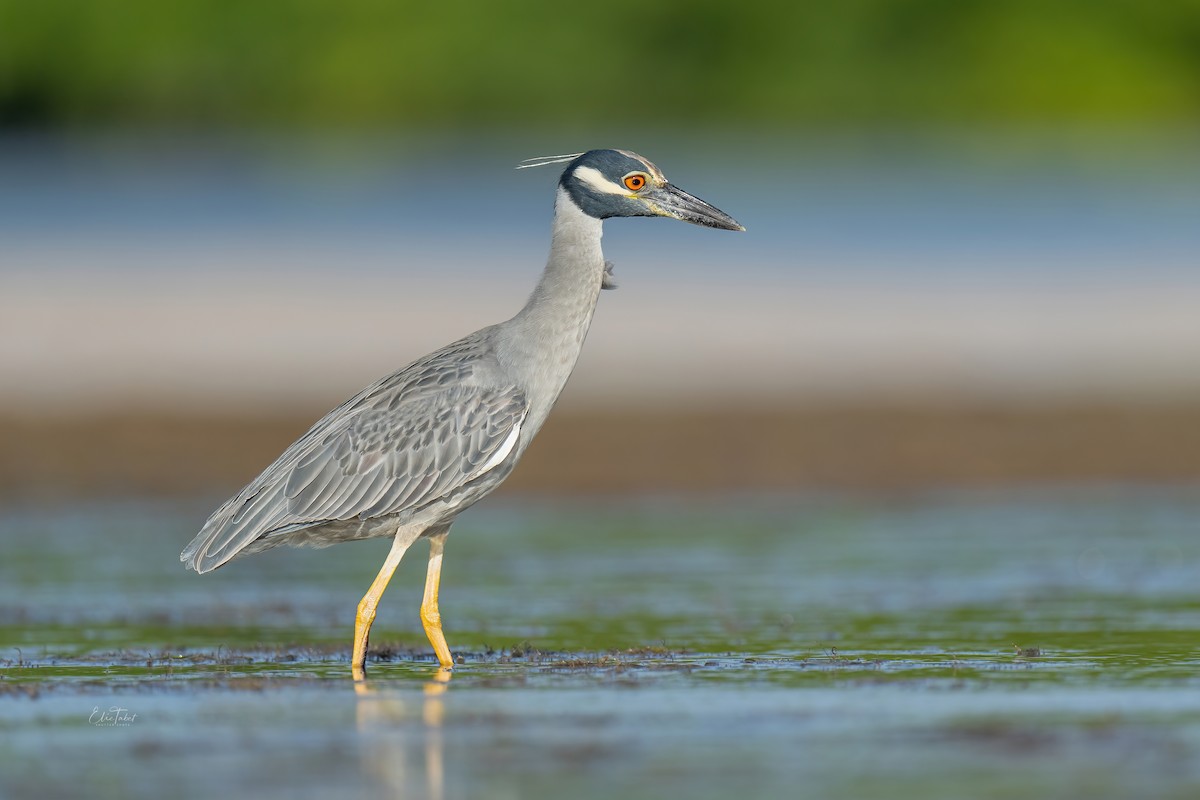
[352,533,415,680]
[420,531,454,668]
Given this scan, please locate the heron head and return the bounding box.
[523,149,744,232]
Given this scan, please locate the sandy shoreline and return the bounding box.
[4,403,1199,500]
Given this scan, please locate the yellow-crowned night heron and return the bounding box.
[181,149,743,676]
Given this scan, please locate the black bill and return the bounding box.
[646,183,745,231]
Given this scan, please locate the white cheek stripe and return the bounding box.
[573,166,628,195]
[477,411,526,474]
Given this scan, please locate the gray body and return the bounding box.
[182,150,742,575]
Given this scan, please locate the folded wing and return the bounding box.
[182,384,527,573]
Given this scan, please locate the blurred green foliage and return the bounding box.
[2,0,1199,130]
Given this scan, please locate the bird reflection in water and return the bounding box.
[355,668,452,799]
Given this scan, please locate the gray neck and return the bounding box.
[498,187,606,434]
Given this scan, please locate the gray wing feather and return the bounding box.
[182,367,527,573]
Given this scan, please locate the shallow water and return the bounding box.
[2,488,1199,799]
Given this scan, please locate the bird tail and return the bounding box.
[180,480,287,573]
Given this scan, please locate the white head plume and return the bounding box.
[515,153,584,170]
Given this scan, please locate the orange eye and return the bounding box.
[623,173,647,191]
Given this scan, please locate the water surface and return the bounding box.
[1,489,1198,798]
